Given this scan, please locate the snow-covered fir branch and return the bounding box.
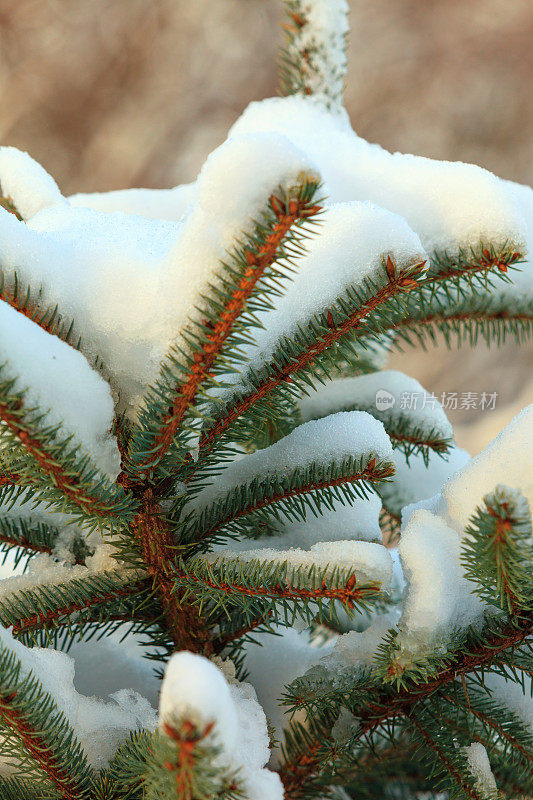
[0,1,531,798]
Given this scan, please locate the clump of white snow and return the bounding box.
[0,627,157,773]
[0,134,317,415]
[159,652,283,800]
[463,742,498,799]
[0,549,118,600]
[397,510,485,657]
[0,300,120,479]
[298,370,453,443]
[229,95,527,259]
[190,411,393,517]
[0,147,65,220]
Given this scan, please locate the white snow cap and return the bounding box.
[230,95,527,258]
[69,182,197,221]
[211,540,393,591]
[298,370,453,443]
[219,202,426,397]
[0,627,157,772]
[463,742,498,799]
[160,652,283,800]
[0,134,317,415]
[437,404,533,536]
[0,300,120,479]
[214,493,383,553]
[191,411,393,516]
[159,651,239,746]
[0,147,65,220]
[398,509,485,656]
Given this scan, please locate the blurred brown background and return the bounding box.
[1,0,531,453]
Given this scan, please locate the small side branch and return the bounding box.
[279,0,350,105]
[9,578,149,637]
[193,263,424,468]
[0,397,135,523]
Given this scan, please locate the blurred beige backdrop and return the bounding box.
[1,0,532,453]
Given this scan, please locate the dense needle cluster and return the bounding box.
[0,1,531,799]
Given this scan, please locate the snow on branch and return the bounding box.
[156,653,283,800]
[0,627,156,787]
[438,404,533,536]
[0,136,318,419]
[0,300,119,480]
[178,540,391,629]
[183,412,394,543]
[190,207,427,469]
[0,301,136,525]
[230,96,528,268]
[298,369,453,462]
[0,565,149,640]
[126,160,322,485]
[279,0,350,106]
[217,492,383,556]
[0,268,79,346]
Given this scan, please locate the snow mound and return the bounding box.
[160,652,283,800]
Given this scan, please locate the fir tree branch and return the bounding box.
[379,507,402,546]
[177,554,383,629]
[357,613,533,733]
[190,260,425,471]
[407,715,485,800]
[0,571,150,638]
[188,456,393,544]
[391,308,533,345]
[281,613,532,792]
[98,729,154,800]
[0,515,90,566]
[430,243,522,282]
[0,777,45,800]
[0,468,21,486]
[0,374,136,526]
[0,641,95,799]
[142,717,243,800]
[130,491,214,654]
[461,485,532,614]
[0,269,79,347]
[212,612,273,654]
[379,245,528,350]
[440,689,533,766]
[279,0,349,105]
[125,178,322,488]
